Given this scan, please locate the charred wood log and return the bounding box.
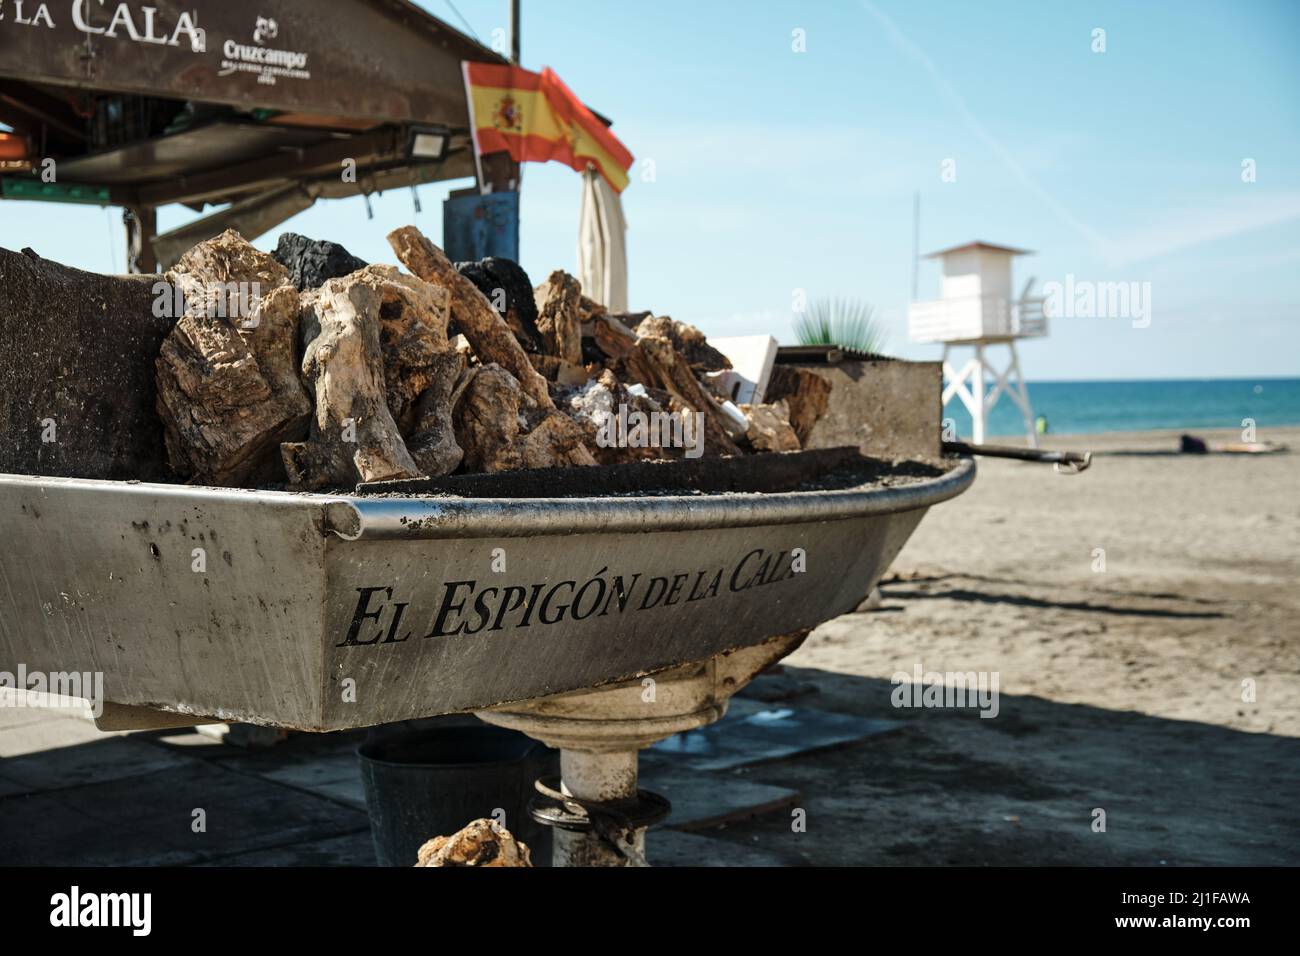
[577,294,607,324]
[528,353,591,386]
[764,365,832,445]
[405,350,468,477]
[533,269,584,364]
[635,315,732,372]
[455,256,542,352]
[281,276,420,489]
[345,264,452,429]
[560,370,668,465]
[740,401,801,452]
[273,232,367,291]
[454,363,595,472]
[636,335,741,457]
[388,228,596,468]
[388,226,553,410]
[588,313,659,385]
[154,230,310,486]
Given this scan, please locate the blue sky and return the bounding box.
[1,0,1297,379]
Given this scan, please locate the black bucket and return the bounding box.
[358,723,557,867]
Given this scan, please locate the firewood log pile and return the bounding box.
[152,226,825,490]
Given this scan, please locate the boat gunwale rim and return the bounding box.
[0,456,976,541]
[328,455,977,540]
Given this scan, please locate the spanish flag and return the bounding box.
[462,62,634,193]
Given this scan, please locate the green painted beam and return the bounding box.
[0,178,111,205]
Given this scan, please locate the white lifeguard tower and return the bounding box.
[907,240,1047,446]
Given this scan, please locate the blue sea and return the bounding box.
[942,378,1300,438]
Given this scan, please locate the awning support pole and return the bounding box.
[124,206,157,274]
[510,0,521,64]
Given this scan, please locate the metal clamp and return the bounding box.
[528,777,671,865]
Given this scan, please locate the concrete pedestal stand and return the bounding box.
[478,630,806,867]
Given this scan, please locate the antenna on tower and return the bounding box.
[911,191,920,301]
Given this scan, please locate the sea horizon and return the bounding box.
[940,377,1300,438]
[1022,375,1300,385]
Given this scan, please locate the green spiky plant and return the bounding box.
[793,297,887,355]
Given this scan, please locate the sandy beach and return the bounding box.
[708,426,1300,865]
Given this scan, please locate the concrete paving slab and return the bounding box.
[0,773,30,798]
[300,776,367,810]
[0,791,199,866]
[0,707,67,731]
[0,709,124,758]
[193,825,790,867]
[0,760,369,865]
[647,697,902,771]
[249,755,367,809]
[650,829,797,867]
[194,829,375,867]
[216,748,367,809]
[639,764,799,831]
[0,706,840,866]
[0,734,195,795]
[737,669,821,703]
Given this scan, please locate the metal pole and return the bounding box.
[554,749,646,867]
[123,206,157,274]
[972,344,986,445]
[911,190,920,301]
[943,440,1092,472]
[509,0,521,64]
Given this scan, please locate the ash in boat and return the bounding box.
[352,447,950,499]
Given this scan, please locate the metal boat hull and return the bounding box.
[0,460,974,730]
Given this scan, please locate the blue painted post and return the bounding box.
[442,191,520,262]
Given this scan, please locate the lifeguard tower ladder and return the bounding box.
[907,241,1047,446]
